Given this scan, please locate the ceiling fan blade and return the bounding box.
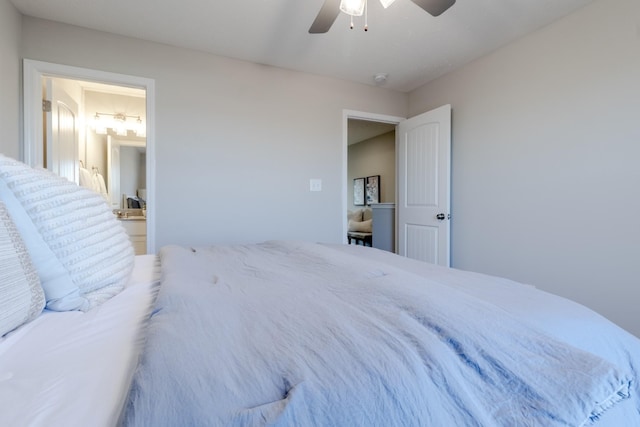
[309,0,341,34]
[410,0,456,16]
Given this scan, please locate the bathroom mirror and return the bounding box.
[84,131,147,211]
[105,136,146,210]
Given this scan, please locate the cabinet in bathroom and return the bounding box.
[119,219,147,255]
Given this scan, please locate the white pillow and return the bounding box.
[0,154,134,311]
[0,201,45,336]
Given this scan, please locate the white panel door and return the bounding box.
[45,78,79,183]
[397,105,451,266]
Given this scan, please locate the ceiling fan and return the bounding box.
[309,0,456,33]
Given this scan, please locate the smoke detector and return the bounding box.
[373,73,388,85]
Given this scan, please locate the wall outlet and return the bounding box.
[309,179,322,192]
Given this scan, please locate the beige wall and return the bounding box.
[6,0,638,337]
[19,16,408,248]
[409,0,640,337]
[0,0,21,158]
[348,131,396,210]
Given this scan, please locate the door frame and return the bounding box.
[22,59,156,254]
[342,110,405,244]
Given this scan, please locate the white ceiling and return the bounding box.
[11,0,596,93]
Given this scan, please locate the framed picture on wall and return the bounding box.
[366,175,380,205]
[353,177,365,206]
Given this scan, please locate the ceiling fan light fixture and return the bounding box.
[310,0,456,34]
[379,0,396,8]
[340,0,366,16]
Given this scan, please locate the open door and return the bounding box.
[397,104,451,266]
[45,78,79,183]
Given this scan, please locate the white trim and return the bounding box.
[22,59,157,254]
[342,110,405,244]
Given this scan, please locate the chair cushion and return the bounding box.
[348,219,372,233]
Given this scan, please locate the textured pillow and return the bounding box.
[0,154,134,311]
[0,201,45,336]
[348,219,372,233]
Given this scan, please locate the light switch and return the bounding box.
[309,179,322,192]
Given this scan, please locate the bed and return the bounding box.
[1,154,640,426]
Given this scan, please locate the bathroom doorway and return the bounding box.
[22,59,156,253]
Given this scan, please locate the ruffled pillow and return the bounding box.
[0,155,134,311]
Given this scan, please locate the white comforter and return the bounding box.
[124,241,639,426]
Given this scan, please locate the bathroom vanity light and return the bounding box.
[92,112,146,138]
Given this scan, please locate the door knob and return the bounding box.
[436,213,446,220]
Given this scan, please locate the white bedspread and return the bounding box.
[329,243,640,425]
[124,242,638,426]
[0,255,159,427]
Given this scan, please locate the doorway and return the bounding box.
[22,59,156,254]
[342,110,404,250]
[342,106,452,265]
